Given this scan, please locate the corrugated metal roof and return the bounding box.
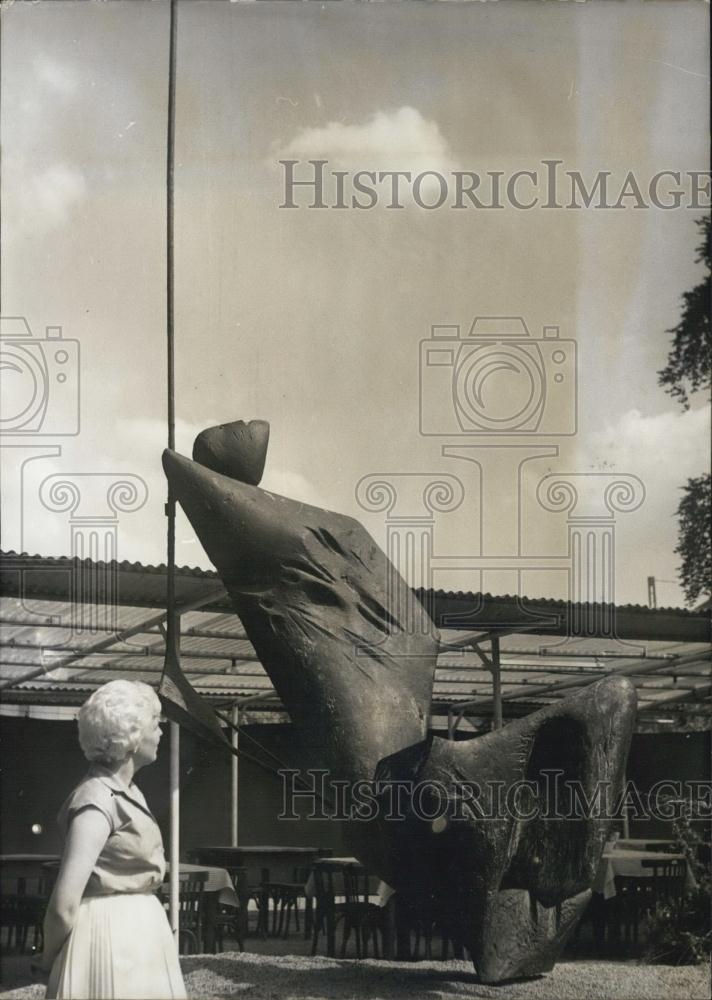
[2,551,705,617]
[2,550,708,640]
[1,552,709,728]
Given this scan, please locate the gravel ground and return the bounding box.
[1,954,709,1000]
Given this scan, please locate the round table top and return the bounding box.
[312,856,366,871]
[603,848,685,862]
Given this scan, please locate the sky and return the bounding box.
[1,0,709,610]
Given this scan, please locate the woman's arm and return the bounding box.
[39,809,112,971]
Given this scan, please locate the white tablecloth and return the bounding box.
[593,848,696,901]
[304,858,394,907]
[166,862,238,907]
[615,839,676,852]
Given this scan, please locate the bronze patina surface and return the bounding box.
[163,426,636,983]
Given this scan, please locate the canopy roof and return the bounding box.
[1,551,709,732]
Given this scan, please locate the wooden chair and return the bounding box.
[310,866,347,956]
[212,866,248,952]
[261,865,312,939]
[340,867,387,959]
[612,874,654,947]
[162,870,208,954]
[0,876,49,954]
[411,915,458,961]
[0,878,27,952]
[641,858,686,915]
[256,867,283,937]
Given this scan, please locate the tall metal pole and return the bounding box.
[170,717,180,941]
[231,703,240,846]
[166,0,180,945]
[491,636,503,730]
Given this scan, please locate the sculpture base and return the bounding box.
[475,889,591,983]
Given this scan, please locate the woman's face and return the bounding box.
[133,713,162,770]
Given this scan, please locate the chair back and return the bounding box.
[342,866,379,907]
[0,874,50,953]
[640,858,686,910]
[177,869,208,923]
[293,866,312,885]
[225,865,250,905]
[311,865,349,914]
[160,869,208,952]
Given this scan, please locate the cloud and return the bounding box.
[571,405,710,605]
[1,412,323,573]
[26,164,87,232]
[579,405,709,485]
[33,55,78,96]
[283,106,458,171]
[261,468,323,507]
[4,57,86,242]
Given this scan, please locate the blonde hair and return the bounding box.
[78,680,161,764]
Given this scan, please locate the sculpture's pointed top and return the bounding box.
[192,419,269,485]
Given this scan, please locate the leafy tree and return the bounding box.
[675,473,711,605]
[658,216,710,408]
[659,216,711,605]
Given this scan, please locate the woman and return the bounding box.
[37,680,186,999]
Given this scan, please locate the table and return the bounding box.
[165,862,237,908]
[0,854,60,881]
[305,858,394,906]
[594,848,694,901]
[588,845,696,953]
[615,838,676,852]
[188,847,331,941]
[188,846,327,883]
[164,862,238,952]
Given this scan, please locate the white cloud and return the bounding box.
[28,164,87,231]
[578,405,709,484]
[571,405,710,605]
[261,468,323,507]
[33,55,78,96]
[1,412,323,572]
[5,155,87,241]
[277,106,460,204]
[283,106,458,172]
[3,57,86,242]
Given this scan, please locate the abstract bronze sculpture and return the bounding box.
[163,420,636,982]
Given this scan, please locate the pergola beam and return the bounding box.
[0,587,226,692]
[453,649,711,714]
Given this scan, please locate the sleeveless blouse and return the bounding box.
[57,764,166,896]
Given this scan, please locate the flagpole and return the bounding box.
[230,702,239,846]
[166,0,180,946]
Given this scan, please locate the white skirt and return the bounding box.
[47,893,186,1000]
